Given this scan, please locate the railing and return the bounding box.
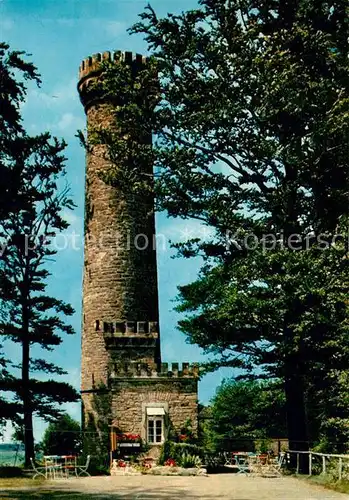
[287,450,349,480]
[0,446,25,467]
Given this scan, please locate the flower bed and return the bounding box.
[116,433,141,443]
[145,465,207,476]
[110,459,207,476]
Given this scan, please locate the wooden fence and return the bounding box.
[287,449,349,480]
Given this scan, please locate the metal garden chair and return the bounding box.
[76,455,91,476]
[30,458,47,479]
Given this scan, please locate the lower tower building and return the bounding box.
[78,51,198,460]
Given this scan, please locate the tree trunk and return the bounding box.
[285,365,309,437]
[284,332,309,473]
[22,303,34,467]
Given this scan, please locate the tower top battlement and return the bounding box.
[78,51,149,81]
[78,51,150,110]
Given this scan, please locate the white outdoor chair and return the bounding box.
[30,458,46,479]
[260,452,285,477]
[235,455,249,474]
[76,455,91,476]
[269,452,285,476]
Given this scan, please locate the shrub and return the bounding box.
[87,455,110,476]
[255,439,272,454]
[0,466,23,478]
[158,440,176,465]
[179,419,196,443]
[173,443,204,459]
[158,441,204,465]
[180,453,202,468]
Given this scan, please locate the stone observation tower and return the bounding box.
[78,51,198,458]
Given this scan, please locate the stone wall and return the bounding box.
[78,54,160,391]
[82,389,112,457]
[81,375,198,458]
[111,378,198,438]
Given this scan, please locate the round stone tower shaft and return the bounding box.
[78,52,160,393]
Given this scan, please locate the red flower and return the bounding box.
[179,434,188,442]
[116,432,141,442]
[165,458,176,467]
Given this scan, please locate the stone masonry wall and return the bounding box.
[111,378,198,438]
[79,56,160,391]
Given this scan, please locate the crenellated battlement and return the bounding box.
[95,320,158,336]
[79,51,148,82]
[109,361,200,379]
[78,51,150,110]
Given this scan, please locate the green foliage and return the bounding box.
[197,405,216,453]
[82,388,111,473]
[255,439,272,455]
[158,440,176,465]
[180,453,202,468]
[207,379,286,451]
[313,418,349,454]
[179,418,196,443]
[0,43,78,464]
[159,440,204,466]
[40,414,81,456]
[174,443,204,459]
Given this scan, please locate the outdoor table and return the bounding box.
[43,455,63,479]
[61,455,78,477]
[43,455,78,478]
[246,453,283,476]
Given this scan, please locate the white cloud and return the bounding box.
[57,113,75,131]
[53,210,84,253]
[52,78,79,105]
[0,19,14,31]
[57,112,85,133]
[104,21,127,37]
[62,401,81,421]
[27,78,80,111]
[62,210,82,228]
[62,367,80,391]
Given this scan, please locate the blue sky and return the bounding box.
[0,0,234,441]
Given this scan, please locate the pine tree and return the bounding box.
[0,42,41,436]
[0,43,78,465]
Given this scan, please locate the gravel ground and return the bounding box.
[23,474,347,499]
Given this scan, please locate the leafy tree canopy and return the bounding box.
[207,379,286,451]
[40,413,82,456]
[86,0,349,455]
